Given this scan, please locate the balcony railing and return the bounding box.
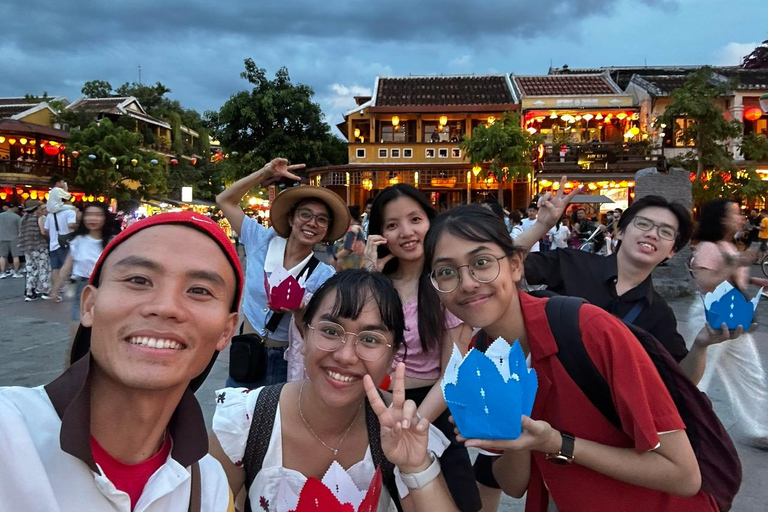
[0,161,75,180]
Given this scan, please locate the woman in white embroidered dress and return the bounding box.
[210,269,457,512]
[690,198,768,449]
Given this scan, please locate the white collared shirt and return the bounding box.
[0,386,233,512]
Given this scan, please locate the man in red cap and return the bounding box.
[0,212,243,511]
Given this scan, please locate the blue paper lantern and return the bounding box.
[150,159,159,165]
[88,154,96,160]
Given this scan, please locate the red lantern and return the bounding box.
[170,159,179,165]
[71,151,79,158]
[44,145,60,156]
[745,107,763,121]
[190,158,197,166]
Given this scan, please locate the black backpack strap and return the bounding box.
[243,382,287,511]
[365,394,404,512]
[263,256,321,333]
[546,296,622,430]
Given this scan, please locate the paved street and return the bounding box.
[0,268,766,511]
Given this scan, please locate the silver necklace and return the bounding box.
[298,380,362,457]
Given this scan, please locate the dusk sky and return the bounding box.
[3,0,765,132]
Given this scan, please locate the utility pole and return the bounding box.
[138,65,142,85]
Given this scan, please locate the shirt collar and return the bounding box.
[44,353,209,473]
[520,292,559,362]
[264,235,313,276]
[601,252,655,306]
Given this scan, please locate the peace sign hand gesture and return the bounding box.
[364,363,431,473]
[261,157,306,183]
[536,176,582,229]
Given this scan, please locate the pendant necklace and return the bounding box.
[298,380,362,457]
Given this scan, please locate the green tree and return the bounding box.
[741,132,768,161]
[742,39,768,69]
[67,119,167,200]
[81,80,113,98]
[460,111,540,207]
[115,81,172,113]
[204,59,347,181]
[659,68,743,183]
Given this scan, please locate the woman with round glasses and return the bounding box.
[217,158,350,388]
[210,270,459,512]
[364,184,481,512]
[421,204,718,512]
[690,199,768,450]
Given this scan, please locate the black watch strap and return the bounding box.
[546,431,575,465]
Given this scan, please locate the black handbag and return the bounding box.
[228,256,321,383]
[229,332,268,382]
[53,212,74,250]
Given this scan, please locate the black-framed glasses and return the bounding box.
[307,321,393,361]
[296,208,330,227]
[430,254,508,293]
[632,216,677,241]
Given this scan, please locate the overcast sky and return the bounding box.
[2,0,765,131]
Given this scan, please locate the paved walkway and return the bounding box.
[0,269,766,511]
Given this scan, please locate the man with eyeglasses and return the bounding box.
[516,193,740,385]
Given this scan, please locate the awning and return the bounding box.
[571,194,614,204]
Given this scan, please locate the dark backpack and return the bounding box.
[545,295,742,512]
[242,383,403,512]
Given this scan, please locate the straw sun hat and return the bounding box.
[269,186,350,242]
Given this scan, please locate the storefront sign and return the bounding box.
[556,98,599,107]
[578,151,617,166]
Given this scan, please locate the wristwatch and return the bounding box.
[545,431,576,465]
[399,451,441,490]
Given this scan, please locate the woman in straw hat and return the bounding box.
[217,158,350,389]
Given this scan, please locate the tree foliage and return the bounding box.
[81,80,113,98]
[460,111,540,206]
[742,40,768,69]
[204,59,347,181]
[67,119,167,200]
[659,68,743,184]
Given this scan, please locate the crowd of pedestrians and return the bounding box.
[0,162,765,512]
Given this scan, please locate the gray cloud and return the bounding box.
[2,0,685,127]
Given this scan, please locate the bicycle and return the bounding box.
[761,252,768,278]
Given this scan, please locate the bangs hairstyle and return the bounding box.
[616,195,692,253]
[424,204,522,272]
[303,269,406,350]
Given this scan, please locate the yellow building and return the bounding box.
[307,75,526,210]
[0,97,73,204]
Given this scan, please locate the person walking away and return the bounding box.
[43,205,77,301]
[216,158,348,389]
[52,203,113,340]
[18,200,51,300]
[333,205,366,271]
[0,203,22,278]
[547,216,571,250]
[757,209,768,263]
[689,199,768,450]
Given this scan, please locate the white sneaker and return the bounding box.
[12,272,23,278]
[0,273,6,279]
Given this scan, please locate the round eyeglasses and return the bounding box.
[632,215,677,241]
[430,254,508,293]
[307,321,393,361]
[296,208,330,227]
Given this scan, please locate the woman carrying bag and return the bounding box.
[217,158,349,388]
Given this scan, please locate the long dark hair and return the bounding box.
[303,269,406,351]
[367,184,442,352]
[73,203,112,249]
[422,205,526,339]
[693,198,736,243]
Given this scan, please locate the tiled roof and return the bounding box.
[0,119,69,139]
[514,74,620,96]
[67,97,125,112]
[0,105,32,117]
[717,68,768,90]
[0,97,34,107]
[630,75,692,96]
[375,76,514,107]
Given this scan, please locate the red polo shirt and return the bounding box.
[519,293,718,512]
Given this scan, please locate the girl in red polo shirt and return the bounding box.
[422,205,719,512]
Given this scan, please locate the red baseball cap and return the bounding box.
[71,211,244,391]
